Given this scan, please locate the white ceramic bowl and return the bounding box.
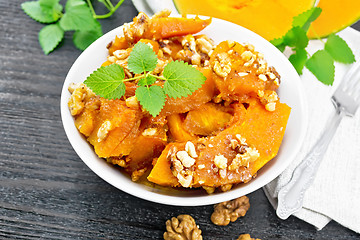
[60,16,308,206]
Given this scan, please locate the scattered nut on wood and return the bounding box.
[164,214,203,240]
[210,195,250,226]
[237,233,261,240]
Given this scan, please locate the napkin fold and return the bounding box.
[264,27,360,233]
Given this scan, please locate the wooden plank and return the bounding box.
[0,0,359,239]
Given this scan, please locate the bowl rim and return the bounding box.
[60,15,308,206]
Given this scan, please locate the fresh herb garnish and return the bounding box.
[21,0,124,54]
[84,41,206,117]
[271,7,355,85]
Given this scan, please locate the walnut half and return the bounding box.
[237,234,261,240]
[164,215,203,240]
[210,196,250,226]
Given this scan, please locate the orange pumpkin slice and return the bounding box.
[148,99,291,187]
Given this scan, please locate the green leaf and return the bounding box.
[283,26,308,50]
[127,42,158,74]
[38,23,64,54]
[73,21,103,50]
[84,64,126,99]
[270,37,286,52]
[138,75,157,86]
[163,61,206,99]
[39,0,63,21]
[305,50,335,85]
[135,85,166,117]
[289,48,308,75]
[59,0,97,31]
[21,1,59,23]
[325,34,355,64]
[293,7,322,32]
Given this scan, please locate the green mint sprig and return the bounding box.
[21,0,124,54]
[271,7,355,85]
[84,42,206,117]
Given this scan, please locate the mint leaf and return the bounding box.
[39,0,63,21]
[163,61,206,99]
[325,34,355,64]
[84,64,126,99]
[136,85,166,117]
[21,1,58,23]
[73,21,103,50]
[306,50,335,85]
[138,75,157,86]
[59,0,97,31]
[293,7,322,32]
[283,26,308,50]
[270,37,286,52]
[128,42,158,74]
[289,48,308,75]
[38,23,64,54]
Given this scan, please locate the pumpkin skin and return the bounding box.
[308,0,360,38]
[173,0,315,40]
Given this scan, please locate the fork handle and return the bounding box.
[276,108,345,220]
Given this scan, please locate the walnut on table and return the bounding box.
[237,233,261,240]
[164,214,203,240]
[210,195,250,226]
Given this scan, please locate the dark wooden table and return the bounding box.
[1,1,360,239]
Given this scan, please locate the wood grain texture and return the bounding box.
[1,1,360,239]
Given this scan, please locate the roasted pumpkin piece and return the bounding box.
[87,99,142,158]
[241,99,291,175]
[147,144,180,187]
[74,97,100,137]
[167,114,195,142]
[108,36,129,55]
[160,67,216,115]
[101,60,113,67]
[183,103,232,136]
[125,135,166,174]
[210,41,266,101]
[148,99,291,188]
[144,16,212,40]
[138,39,160,53]
[75,109,96,137]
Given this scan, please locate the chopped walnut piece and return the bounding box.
[68,83,95,116]
[185,141,198,158]
[177,151,195,168]
[237,234,261,240]
[131,168,147,181]
[164,215,203,240]
[220,184,232,192]
[211,196,250,226]
[203,186,215,194]
[97,120,112,142]
[125,96,139,108]
[214,154,228,169]
[152,9,171,18]
[265,102,276,112]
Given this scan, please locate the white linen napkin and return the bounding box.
[264,27,360,233]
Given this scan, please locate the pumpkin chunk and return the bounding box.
[148,99,291,187]
[242,99,291,175]
[144,16,212,40]
[87,99,142,158]
[147,144,180,187]
[183,103,233,136]
[160,67,216,116]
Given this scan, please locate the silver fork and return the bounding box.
[276,60,360,220]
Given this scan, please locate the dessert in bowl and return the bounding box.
[60,11,308,206]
